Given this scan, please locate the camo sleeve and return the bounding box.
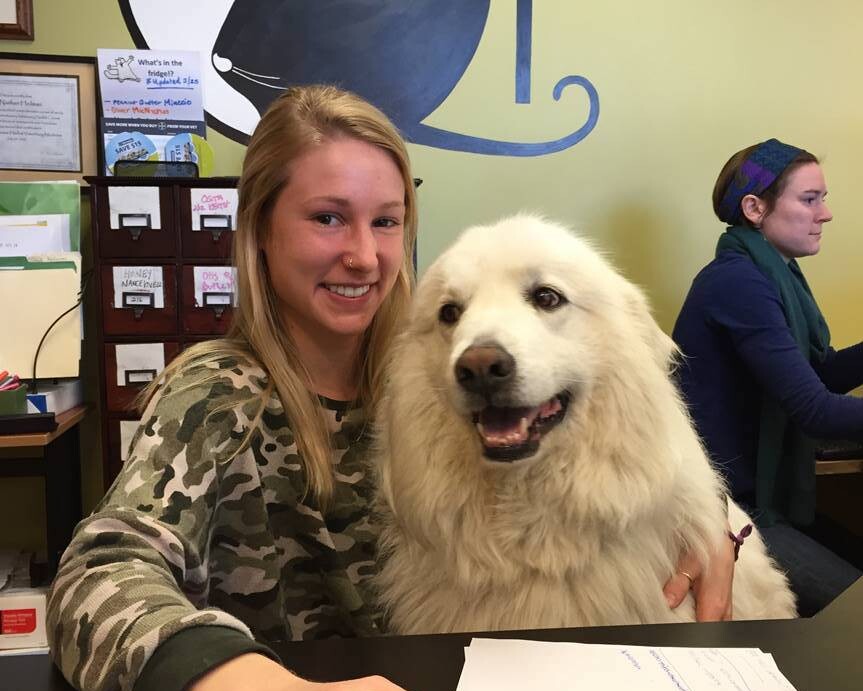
[47,362,270,691]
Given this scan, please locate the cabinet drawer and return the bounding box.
[97,186,176,258]
[101,264,178,336]
[180,265,236,335]
[179,186,237,259]
[104,341,180,412]
[107,416,142,483]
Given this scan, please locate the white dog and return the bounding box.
[374,215,796,634]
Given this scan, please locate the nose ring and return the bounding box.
[343,255,354,270]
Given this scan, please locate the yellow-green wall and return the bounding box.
[2,0,861,552]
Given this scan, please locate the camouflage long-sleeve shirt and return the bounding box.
[48,358,382,691]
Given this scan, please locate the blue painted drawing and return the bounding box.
[119,0,599,156]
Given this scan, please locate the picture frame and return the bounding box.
[0,52,102,185]
[0,0,34,41]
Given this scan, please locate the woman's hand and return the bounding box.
[190,653,408,691]
[663,528,737,621]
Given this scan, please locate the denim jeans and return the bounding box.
[745,509,862,617]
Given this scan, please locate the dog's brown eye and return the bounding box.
[438,303,462,324]
[532,286,566,311]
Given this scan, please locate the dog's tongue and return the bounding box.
[478,406,540,446]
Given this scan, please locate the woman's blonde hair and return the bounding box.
[142,84,418,504]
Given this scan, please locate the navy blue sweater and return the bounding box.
[672,250,863,501]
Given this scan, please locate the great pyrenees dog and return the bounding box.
[374,215,796,633]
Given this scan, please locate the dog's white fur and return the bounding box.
[374,215,796,633]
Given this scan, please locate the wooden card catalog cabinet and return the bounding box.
[87,176,239,487]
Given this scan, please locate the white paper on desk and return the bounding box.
[115,343,165,386]
[191,188,238,231]
[458,638,797,691]
[0,213,70,256]
[119,420,140,462]
[0,646,50,657]
[113,266,165,308]
[108,186,162,230]
[193,266,237,307]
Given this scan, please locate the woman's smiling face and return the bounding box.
[264,135,406,346]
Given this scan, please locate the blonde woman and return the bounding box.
[48,85,417,691]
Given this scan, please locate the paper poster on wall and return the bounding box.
[108,186,162,230]
[193,265,237,307]
[113,265,165,308]
[115,342,166,386]
[191,188,237,231]
[0,214,71,256]
[119,420,140,462]
[97,48,206,174]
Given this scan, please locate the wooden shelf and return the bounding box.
[0,405,88,449]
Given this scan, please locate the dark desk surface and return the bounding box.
[9,577,863,691]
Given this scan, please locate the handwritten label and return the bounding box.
[113,266,165,308]
[191,188,238,231]
[193,266,237,307]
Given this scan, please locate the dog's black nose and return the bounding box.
[455,344,516,396]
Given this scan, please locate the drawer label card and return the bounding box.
[114,266,165,309]
[109,187,162,230]
[191,189,237,231]
[203,292,232,306]
[194,266,237,307]
[116,342,166,386]
[121,292,154,308]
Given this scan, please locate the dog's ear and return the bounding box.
[624,287,678,373]
[409,268,450,336]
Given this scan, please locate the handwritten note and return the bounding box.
[112,265,165,308]
[193,266,237,307]
[191,188,238,231]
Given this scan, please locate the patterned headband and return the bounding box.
[717,138,804,225]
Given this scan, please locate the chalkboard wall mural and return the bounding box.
[119,0,599,156]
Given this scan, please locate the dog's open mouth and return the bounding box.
[471,392,571,462]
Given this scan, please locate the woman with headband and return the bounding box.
[673,139,863,617]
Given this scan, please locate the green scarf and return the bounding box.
[716,226,831,526]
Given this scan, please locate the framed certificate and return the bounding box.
[0,0,33,41]
[0,52,101,184]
